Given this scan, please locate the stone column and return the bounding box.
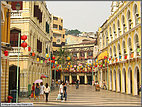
[69,73,72,84]
[85,73,87,84]
[100,70,102,87]
[77,74,80,80]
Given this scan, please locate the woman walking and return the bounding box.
[63,82,67,101]
[44,83,50,102]
[40,82,45,100]
[35,83,40,100]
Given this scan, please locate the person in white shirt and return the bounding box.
[40,82,45,100]
[44,83,50,102]
[60,81,64,101]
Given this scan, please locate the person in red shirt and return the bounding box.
[31,83,35,98]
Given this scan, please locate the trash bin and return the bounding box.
[10,90,17,103]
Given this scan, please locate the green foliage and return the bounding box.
[65,29,81,36]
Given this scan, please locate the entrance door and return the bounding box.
[87,76,92,85]
[9,65,20,95]
[72,76,77,84]
[65,76,69,82]
[56,71,61,80]
[80,76,84,84]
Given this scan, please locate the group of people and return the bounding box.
[58,81,67,102]
[31,82,50,102]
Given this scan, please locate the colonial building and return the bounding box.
[62,39,98,85]
[9,1,53,96]
[96,1,141,96]
[51,15,65,55]
[1,1,13,102]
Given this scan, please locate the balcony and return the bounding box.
[11,11,22,18]
[9,47,22,56]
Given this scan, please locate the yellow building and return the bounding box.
[1,1,12,102]
[9,1,53,97]
[51,15,65,55]
[96,1,141,96]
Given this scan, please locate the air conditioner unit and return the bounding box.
[129,18,132,22]
[136,12,139,17]
[118,27,121,30]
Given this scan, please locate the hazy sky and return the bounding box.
[46,1,112,32]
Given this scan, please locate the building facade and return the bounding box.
[62,40,98,84]
[9,1,53,96]
[51,15,65,55]
[1,1,12,102]
[96,1,141,96]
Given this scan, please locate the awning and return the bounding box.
[97,51,108,60]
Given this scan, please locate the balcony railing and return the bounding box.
[9,47,22,56]
[11,11,22,18]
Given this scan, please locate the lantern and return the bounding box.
[48,58,50,61]
[89,63,91,66]
[57,64,59,66]
[68,62,71,65]
[70,65,73,68]
[52,60,55,63]
[56,70,58,72]
[105,60,107,63]
[96,59,98,62]
[46,54,49,58]
[55,61,58,65]
[52,56,55,60]
[21,35,27,41]
[51,60,53,63]
[131,53,133,58]
[37,58,39,62]
[45,60,47,63]
[116,58,118,62]
[95,65,97,67]
[28,47,31,51]
[86,63,88,65]
[4,51,8,56]
[125,55,127,59]
[41,60,43,63]
[104,56,107,59]
[103,64,105,66]
[67,56,71,60]
[67,65,69,68]
[53,65,55,68]
[119,56,121,59]
[109,58,111,61]
[21,42,27,49]
[93,63,95,66]
[107,61,109,64]
[32,52,35,56]
[100,65,102,67]
[137,48,140,52]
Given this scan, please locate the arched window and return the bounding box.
[113,46,116,58]
[117,43,121,59]
[113,23,116,38]
[117,20,121,36]
[109,27,112,41]
[122,15,126,33]
[103,33,105,48]
[106,31,108,46]
[110,48,112,58]
[127,10,132,30]
[133,4,139,26]
[134,34,140,56]
[128,37,132,58]
[122,41,126,59]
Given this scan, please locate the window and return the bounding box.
[122,41,126,57]
[106,31,108,46]
[80,52,85,57]
[110,48,112,58]
[113,46,116,57]
[10,29,21,47]
[118,44,121,57]
[87,51,93,56]
[109,27,112,41]
[46,22,49,33]
[122,15,126,33]
[53,17,58,20]
[37,39,42,53]
[128,37,132,58]
[59,25,62,30]
[53,24,58,29]
[133,4,139,26]
[113,23,116,34]
[103,33,105,48]
[63,34,65,38]
[134,34,140,56]
[117,20,121,36]
[73,53,77,57]
[127,10,131,30]
[61,19,63,23]
[34,5,42,23]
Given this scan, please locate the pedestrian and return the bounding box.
[44,83,50,102]
[76,80,79,89]
[63,82,67,101]
[40,82,45,100]
[59,81,64,102]
[31,83,35,98]
[35,83,40,100]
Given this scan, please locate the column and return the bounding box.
[85,73,87,84]
[85,52,87,59]
[100,70,102,87]
[69,73,72,84]
[77,74,80,80]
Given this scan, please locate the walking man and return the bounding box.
[60,81,64,102]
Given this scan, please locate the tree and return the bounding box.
[65,29,81,36]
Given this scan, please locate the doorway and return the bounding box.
[80,76,85,84]
[9,65,20,95]
[87,76,92,85]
